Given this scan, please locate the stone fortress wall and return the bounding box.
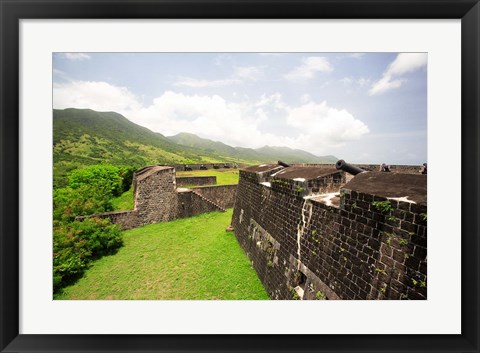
[77,160,428,301]
[176,176,217,187]
[171,163,244,171]
[292,163,423,175]
[77,165,237,230]
[231,163,427,300]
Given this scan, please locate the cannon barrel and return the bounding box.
[335,160,366,175]
[278,160,291,168]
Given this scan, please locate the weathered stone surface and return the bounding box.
[192,184,237,209]
[231,165,427,300]
[176,176,216,187]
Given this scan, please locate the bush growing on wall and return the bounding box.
[53,218,123,292]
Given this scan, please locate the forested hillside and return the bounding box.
[53,108,336,187]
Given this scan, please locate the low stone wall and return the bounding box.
[192,184,237,209]
[76,210,141,230]
[79,186,235,230]
[176,190,221,218]
[172,163,239,171]
[291,163,423,174]
[176,176,216,187]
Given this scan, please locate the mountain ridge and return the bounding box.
[53,108,337,186]
[167,132,337,164]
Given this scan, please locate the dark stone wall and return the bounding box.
[134,168,178,224]
[291,163,423,174]
[176,176,216,187]
[176,190,223,218]
[172,163,240,171]
[231,170,427,300]
[354,164,422,174]
[192,185,237,209]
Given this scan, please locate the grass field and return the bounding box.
[176,169,239,186]
[112,169,239,211]
[54,209,269,300]
[111,188,134,210]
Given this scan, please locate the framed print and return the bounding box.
[1,0,479,352]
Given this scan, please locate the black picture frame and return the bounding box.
[1,1,479,352]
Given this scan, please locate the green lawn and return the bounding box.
[54,209,269,300]
[176,169,239,186]
[111,188,134,210]
[112,169,239,211]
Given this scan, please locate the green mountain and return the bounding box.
[167,132,239,158]
[254,146,337,164]
[53,109,228,186]
[53,108,337,187]
[168,132,337,164]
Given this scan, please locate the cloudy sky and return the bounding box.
[53,52,427,164]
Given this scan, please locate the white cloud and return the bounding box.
[174,77,241,88]
[342,53,365,59]
[132,91,288,148]
[175,66,263,88]
[255,93,288,111]
[340,77,372,88]
[340,77,353,85]
[53,69,71,81]
[356,77,371,87]
[233,66,263,80]
[386,53,428,76]
[213,54,232,66]
[62,53,91,61]
[300,94,311,103]
[258,53,284,56]
[369,53,427,95]
[284,57,333,81]
[286,101,369,149]
[53,81,142,114]
[369,76,404,96]
[53,81,369,154]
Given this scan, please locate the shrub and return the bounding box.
[53,185,115,221]
[53,218,123,292]
[52,164,131,292]
[67,164,123,197]
[118,166,137,193]
[53,164,133,221]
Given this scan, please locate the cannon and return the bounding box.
[213,164,220,169]
[184,164,192,171]
[420,163,427,175]
[200,164,207,170]
[278,160,291,168]
[380,163,391,172]
[223,164,231,169]
[335,159,367,175]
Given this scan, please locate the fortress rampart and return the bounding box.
[77,166,237,230]
[231,164,427,300]
[176,176,217,187]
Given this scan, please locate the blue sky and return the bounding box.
[53,52,427,164]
